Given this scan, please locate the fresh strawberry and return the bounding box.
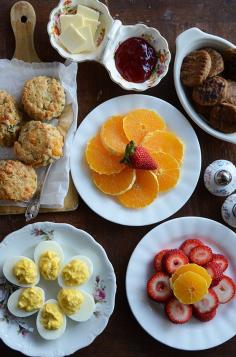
[193,289,218,315]
[153,249,169,272]
[194,308,217,322]
[121,141,157,170]
[165,297,192,324]
[147,272,173,302]
[212,275,236,304]
[212,254,228,273]
[179,238,204,257]
[205,261,223,280]
[189,245,212,266]
[211,276,223,287]
[162,249,189,274]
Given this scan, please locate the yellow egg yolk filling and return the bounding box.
[40,303,63,330]
[57,288,84,315]
[18,287,43,312]
[61,259,89,286]
[39,250,61,280]
[13,259,37,284]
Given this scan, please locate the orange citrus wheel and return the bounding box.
[123,109,166,144]
[173,271,208,304]
[85,134,125,174]
[92,168,136,195]
[142,130,184,163]
[150,151,180,192]
[171,264,212,288]
[117,170,159,208]
[100,115,129,156]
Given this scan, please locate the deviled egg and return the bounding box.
[36,299,66,340]
[34,241,64,280]
[3,256,40,287]
[58,255,93,288]
[7,286,45,317]
[57,288,95,322]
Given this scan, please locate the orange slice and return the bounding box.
[173,271,208,304]
[100,115,129,156]
[117,170,159,208]
[171,264,212,288]
[123,109,166,144]
[150,151,180,192]
[85,134,125,174]
[92,168,136,195]
[142,130,184,163]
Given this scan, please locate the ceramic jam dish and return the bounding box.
[48,0,171,91]
[174,27,236,144]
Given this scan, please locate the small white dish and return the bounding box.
[174,27,236,144]
[70,94,201,226]
[126,216,236,350]
[0,222,116,357]
[48,0,170,91]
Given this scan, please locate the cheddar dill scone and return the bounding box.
[0,90,22,147]
[14,121,64,167]
[0,160,37,201]
[22,76,66,121]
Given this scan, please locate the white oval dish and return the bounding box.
[174,27,236,144]
[126,216,236,350]
[47,0,171,91]
[0,222,116,357]
[70,94,201,226]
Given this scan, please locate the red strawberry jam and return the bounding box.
[115,37,157,83]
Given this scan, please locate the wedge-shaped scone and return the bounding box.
[181,50,211,87]
[225,80,236,105]
[204,48,224,77]
[192,76,227,106]
[209,103,236,133]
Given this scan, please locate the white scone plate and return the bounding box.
[70,94,201,226]
[0,222,116,357]
[126,217,236,350]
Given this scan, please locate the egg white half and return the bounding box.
[58,255,93,288]
[67,289,95,322]
[7,287,45,317]
[3,256,40,287]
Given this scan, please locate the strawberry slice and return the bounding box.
[162,249,189,274]
[193,289,218,315]
[121,141,157,170]
[211,276,223,287]
[189,245,212,266]
[213,275,236,303]
[212,254,228,273]
[179,238,204,257]
[194,307,217,322]
[153,249,169,272]
[147,272,173,302]
[165,297,192,324]
[205,261,223,280]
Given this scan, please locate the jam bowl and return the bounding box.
[48,0,171,91]
[174,27,236,144]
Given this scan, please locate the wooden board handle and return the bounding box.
[11,1,40,62]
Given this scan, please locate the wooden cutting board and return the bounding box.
[0,1,78,215]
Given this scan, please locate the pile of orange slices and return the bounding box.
[85,109,184,208]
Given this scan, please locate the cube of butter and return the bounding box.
[60,14,84,32]
[77,26,96,52]
[77,4,99,22]
[84,17,100,38]
[59,24,86,54]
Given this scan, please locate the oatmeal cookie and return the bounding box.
[22,76,66,121]
[0,160,37,201]
[14,121,64,167]
[223,48,236,80]
[204,48,224,77]
[0,90,22,147]
[180,50,211,87]
[209,103,236,133]
[192,76,227,106]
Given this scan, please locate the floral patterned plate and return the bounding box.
[0,222,116,357]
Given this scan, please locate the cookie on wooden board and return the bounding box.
[181,50,211,87]
[208,103,236,133]
[192,76,227,106]
[204,48,224,77]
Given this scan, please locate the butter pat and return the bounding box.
[59,24,86,54]
[77,4,99,22]
[60,14,84,32]
[84,18,100,38]
[77,26,95,52]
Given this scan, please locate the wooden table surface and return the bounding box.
[0,0,236,356]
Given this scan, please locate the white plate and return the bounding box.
[70,94,201,226]
[126,216,236,351]
[0,222,116,357]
